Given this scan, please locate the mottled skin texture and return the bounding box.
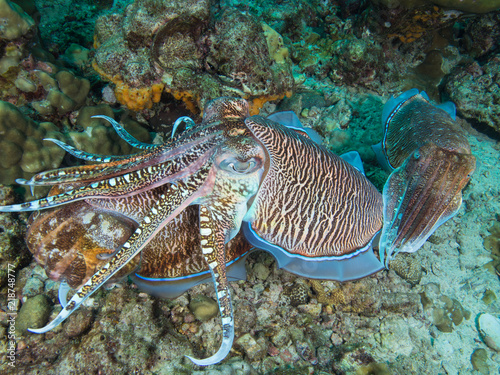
[27,189,250,288]
[383,95,472,169]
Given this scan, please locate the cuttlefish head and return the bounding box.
[377,89,476,266]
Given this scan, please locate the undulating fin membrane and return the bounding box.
[133,205,252,299]
[243,222,383,281]
[267,111,323,144]
[132,250,251,299]
[378,142,476,266]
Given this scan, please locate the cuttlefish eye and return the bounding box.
[218,156,262,174]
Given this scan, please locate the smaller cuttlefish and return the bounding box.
[372,89,476,266]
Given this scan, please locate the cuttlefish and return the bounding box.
[0,91,474,365]
[372,89,476,266]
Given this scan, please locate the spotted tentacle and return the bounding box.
[0,135,222,213]
[186,204,235,366]
[171,116,195,139]
[21,127,223,187]
[29,163,216,334]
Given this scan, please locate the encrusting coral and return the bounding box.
[92,0,294,113]
[0,0,36,74]
[0,101,66,187]
[30,70,91,116]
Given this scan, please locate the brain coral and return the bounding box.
[93,0,294,114]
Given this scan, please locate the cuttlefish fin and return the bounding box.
[132,251,251,299]
[186,204,235,366]
[29,171,209,334]
[435,101,456,120]
[381,88,420,125]
[379,143,476,266]
[267,111,323,144]
[339,151,365,175]
[243,221,383,282]
[371,141,393,172]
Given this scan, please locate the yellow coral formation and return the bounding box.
[115,82,164,112]
[249,92,292,116]
[262,23,290,64]
[167,89,200,114]
[92,60,164,112]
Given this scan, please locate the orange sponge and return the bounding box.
[92,60,164,111]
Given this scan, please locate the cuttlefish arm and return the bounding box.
[189,180,260,366]
[186,117,265,365]
[186,204,235,366]
[29,164,215,333]
[379,142,476,266]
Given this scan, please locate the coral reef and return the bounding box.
[461,12,500,59]
[0,186,30,288]
[0,101,66,187]
[33,0,132,55]
[67,105,151,155]
[29,70,90,116]
[15,294,51,336]
[283,282,310,307]
[372,0,500,13]
[0,0,35,74]
[388,253,423,286]
[445,54,500,134]
[0,98,149,195]
[92,0,294,113]
[188,294,219,321]
[0,0,499,374]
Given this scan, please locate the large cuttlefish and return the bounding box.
[0,90,474,366]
